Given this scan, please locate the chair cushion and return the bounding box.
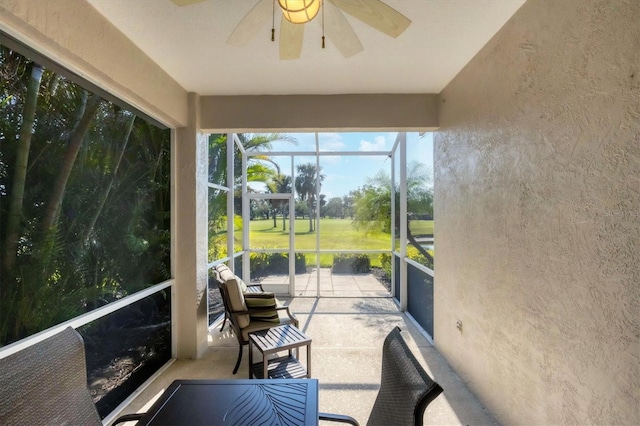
[241,316,297,341]
[216,264,248,291]
[216,264,249,328]
[244,292,279,323]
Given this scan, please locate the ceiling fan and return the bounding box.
[170,0,411,60]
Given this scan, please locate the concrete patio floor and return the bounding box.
[258,267,392,298]
[115,297,496,425]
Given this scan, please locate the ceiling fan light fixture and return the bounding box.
[278,0,321,24]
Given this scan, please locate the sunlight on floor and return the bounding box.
[114,298,495,426]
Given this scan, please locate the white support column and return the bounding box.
[399,132,408,311]
[315,133,321,296]
[288,191,295,296]
[174,92,209,359]
[391,141,396,299]
[242,145,250,281]
[226,133,234,270]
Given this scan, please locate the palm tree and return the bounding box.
[83,111,136,243]
[3,61,43,272]
[294,163,325,232]
[208,133,297,188]
[266,173,292,231]
[0,47,172,344]
[352,161,434,266]
[41,91,101,233]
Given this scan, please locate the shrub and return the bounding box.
[379,252,392,276]
[249,252,307,276]
[332,253,371,274]
[268,253,288,274]
[406,246,434,270]
[249,252,270,277]
[294,253,307,274]
[378,248,433,276]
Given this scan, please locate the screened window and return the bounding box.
[0,40,171,346]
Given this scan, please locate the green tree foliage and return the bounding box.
[295,199,309,218]
[342,192,356,219]
[323,197,344,218]
[250,199,271,220]
[0,47,171,346]
[352,161,434,266]
[266,173,292,231]
[294,163,325,232]
[208,132,297,188]
[208,133,297,256]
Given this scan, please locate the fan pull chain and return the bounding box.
[321,0,325,48]
[271,0,275,42]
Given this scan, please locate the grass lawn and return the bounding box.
[249,218,390,250]
[409,220,434,236]
[247,218,433,267]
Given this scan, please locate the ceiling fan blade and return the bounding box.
[170,0,207,6]
[227,0,272,47]
[324,1,363,58]
[280,17,304,60]
[329,0,411,38]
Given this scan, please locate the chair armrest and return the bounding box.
[245,283,264,292]
[111,413,145,425]
[319,412,360,425]
[275,305,297,324]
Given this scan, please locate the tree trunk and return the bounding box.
[272,207,277,228]
[281,206,286,231]
[3,63,44,273]
[41,92,101,233]
[83,113,135,242]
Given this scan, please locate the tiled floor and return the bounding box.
[114,296,497,426]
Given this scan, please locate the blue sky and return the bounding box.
[251,132,434,199]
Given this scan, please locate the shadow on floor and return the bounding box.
[114,297,496,426]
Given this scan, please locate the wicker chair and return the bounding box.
[0,326,143,426]
[320,326,443,426]
[215,264,298,374]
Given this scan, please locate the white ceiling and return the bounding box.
[87,0,525,96]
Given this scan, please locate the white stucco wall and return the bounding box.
[434,0,639,424]
[0,0,188,127]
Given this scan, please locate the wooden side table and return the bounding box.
[249,325,312,379]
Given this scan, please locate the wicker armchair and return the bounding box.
[319,326,443,426]
[0,326,142,425]
[215,264,298,374]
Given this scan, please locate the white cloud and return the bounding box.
[359,135,387,151]
[319,133,346,151]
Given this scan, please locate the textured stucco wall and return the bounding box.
[0,0,188,127]
[434,0,639,424]
[174,94,210,359]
